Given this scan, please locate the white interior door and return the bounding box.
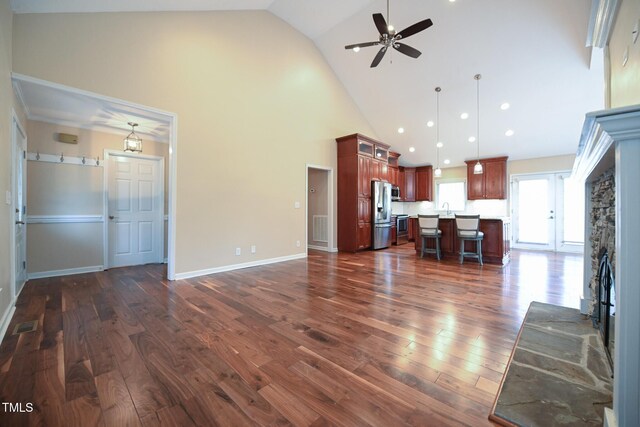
[107,153,163,268]
[12,117,27,298]
[512,172,584,252]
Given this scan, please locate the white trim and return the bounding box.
[11,73,178,281]
[10,109,27,303]
[586,0,620,48]
[0,304,17,345]
[174,253,307,280]
[307,245,331,252]
[103,150,165,269]
[27,214,103,224]
[27,152,103,167]
[305,164,334,257]
[28,265,104,280]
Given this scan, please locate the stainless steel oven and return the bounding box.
[396,215,409,245]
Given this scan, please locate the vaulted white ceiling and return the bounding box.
[11,0,604,167]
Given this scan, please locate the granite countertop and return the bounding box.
[408,214,511,221]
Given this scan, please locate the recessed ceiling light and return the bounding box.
[409,146,415,152]
[449,0,456,2]
[444,159,451,165]
[460,113,469,120]
[505,129,514,136]
[436,142,444,148]
[468,136,476,143]
[500,102,510,110]
[398,127,405,134]
[353,46,360,53]
[427,121,434,127]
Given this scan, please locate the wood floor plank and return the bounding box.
[0,248,583,426]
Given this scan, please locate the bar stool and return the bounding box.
[418,214,441,260]
[455,214,483,265]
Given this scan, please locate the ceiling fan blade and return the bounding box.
[393,42,422,58]
[370,47,387,68]
[397,18,433,40]
[344,41,380,50]
[373,13,389,36]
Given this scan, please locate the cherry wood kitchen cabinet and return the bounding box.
[465,156,508,200]
[388,152,400,187]
[411,217,511,264]
[337,133,391,252]
[403,167,416,201]
[415,166,433,201]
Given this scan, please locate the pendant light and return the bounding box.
[473,74,483,174]
[124,122,142,153]
[434,86,442,177]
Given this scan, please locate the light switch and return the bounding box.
[294,201,301,209]
[5,190,11,205]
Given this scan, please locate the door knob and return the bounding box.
[109,215,116,220]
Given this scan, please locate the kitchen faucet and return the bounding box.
[442,202,451,216]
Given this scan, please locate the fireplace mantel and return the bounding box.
[573,104,640,427]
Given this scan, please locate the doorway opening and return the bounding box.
[512,171,585,253]
[306,165,334,252]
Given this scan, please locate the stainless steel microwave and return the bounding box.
[391,186,400,201]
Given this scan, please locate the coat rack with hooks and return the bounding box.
[27,152,102,167]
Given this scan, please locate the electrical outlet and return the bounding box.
[5,190,11,205]
[296,240,301,247]
[294,201,300,209]
[235,247,241,256]
[251,245,256,254]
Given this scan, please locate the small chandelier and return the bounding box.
[473,74,483,174]
[434,86,442,177]
[124,122,142,153]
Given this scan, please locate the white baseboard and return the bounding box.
[0,304,16,344]
[28,265,104,280]
[329,247,338,253]
[174,253,307,280]
[308,245,330,252]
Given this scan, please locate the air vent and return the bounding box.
[12,320,38,335]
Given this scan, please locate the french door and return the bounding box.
[512,172,584,253]
[12,115,27,298]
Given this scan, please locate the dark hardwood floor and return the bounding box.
[0,246,583,426]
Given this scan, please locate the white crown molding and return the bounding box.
[587,0,621,48]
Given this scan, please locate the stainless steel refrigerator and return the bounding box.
[372,181,392,250]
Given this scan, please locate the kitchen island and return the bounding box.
[409,216,511,265]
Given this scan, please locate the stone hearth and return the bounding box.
[492,302,612,427]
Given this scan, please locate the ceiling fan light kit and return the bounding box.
[344,0,433,68]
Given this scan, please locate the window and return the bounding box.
[436,180,466,212]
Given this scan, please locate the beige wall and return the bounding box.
[507,154,575,176]
[26,120,169,274]
[0,0,13,326]
[609,0,640,107]
[307,168,329,248]
[0,0,29,330]
[12,11,374,276]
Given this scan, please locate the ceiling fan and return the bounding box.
[345,0,433,68]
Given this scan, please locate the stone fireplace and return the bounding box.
[574,104,640,427]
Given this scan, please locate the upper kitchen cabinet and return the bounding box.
[465,156,508,200]
[336,133,391,252]
[388,152,400,187]
[415,166,433,201]
[402,167,415,201]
